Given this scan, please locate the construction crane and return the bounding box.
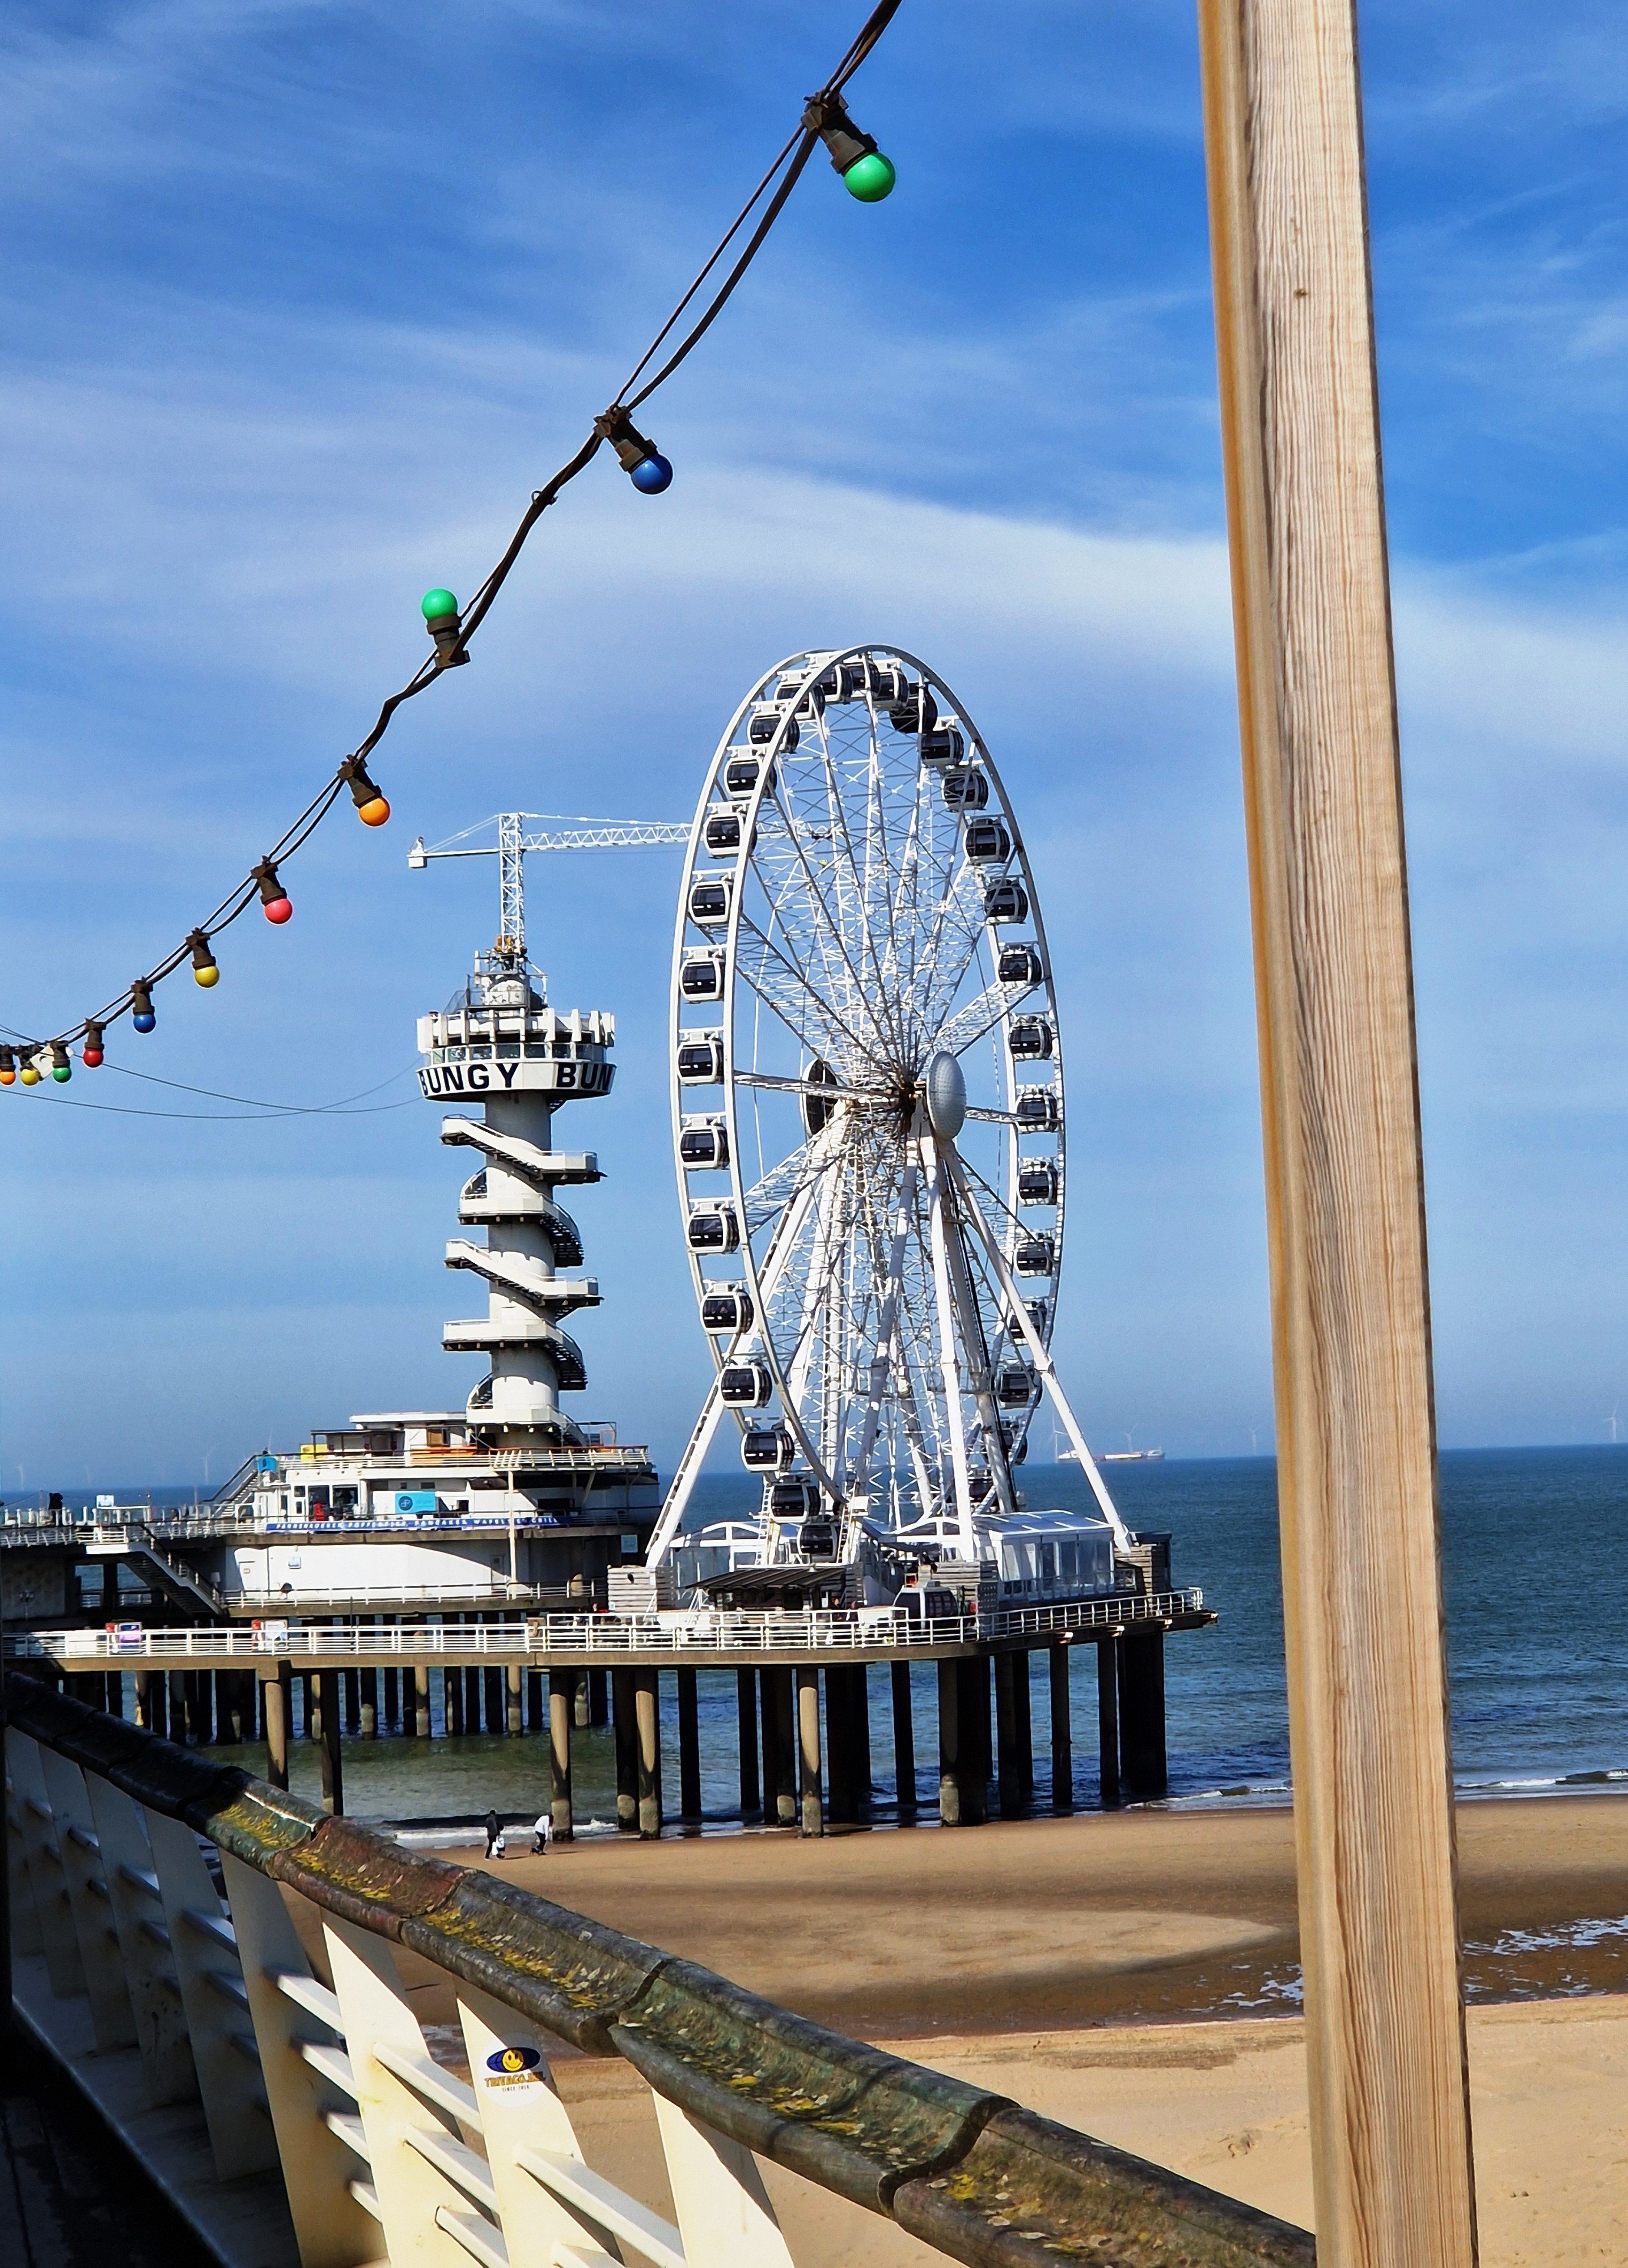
[408,813,690,967]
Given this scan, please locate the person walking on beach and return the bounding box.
[532,1810,553,1855]
[484,1808,503,1859]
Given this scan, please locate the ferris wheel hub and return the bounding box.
[922,1049,967,1141]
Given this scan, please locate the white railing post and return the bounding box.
[144,1809,277,2177]
[6,1729,84,1998]
[81,1776,199,2104]
[35,1746,136,2052]
[219,1852,379,2268]
[652,2091,797,2268]
[453,1986,619,2268]
[322,1914,476,2268]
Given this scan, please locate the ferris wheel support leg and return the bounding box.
[938,1170,1019,1522]
[921,1135,978,1557]
[645,1377,728,1569]
[848,1150,922,1520]
[943,1148,1132,1553]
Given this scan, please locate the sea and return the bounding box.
[57,1446,1628,1833]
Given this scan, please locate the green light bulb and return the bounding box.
[843,152,895,203]
[421,588,459,622]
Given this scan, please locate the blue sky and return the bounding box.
[6,0,1628,1488]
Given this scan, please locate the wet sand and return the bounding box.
[432,1793,1628,2033]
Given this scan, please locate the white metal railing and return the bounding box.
[5,1588,1204,1664]
[3,1688,1310,2268]
[5,1722,796,2268]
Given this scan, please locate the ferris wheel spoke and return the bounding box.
[931,975,1026,1064]
[910,860,989,1055]
[758,779,883,1053]
[733,914,887,1073]
[740,1133,840,1238]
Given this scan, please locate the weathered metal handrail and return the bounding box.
[5,1672,1312,2266]
[5,1588,1206,1663]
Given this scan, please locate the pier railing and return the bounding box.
[5,1671,1311,2268]
[6,1586,1207,1664]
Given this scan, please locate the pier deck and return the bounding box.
[6,1586,1210,1669]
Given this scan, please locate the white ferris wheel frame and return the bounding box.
[649,644,1128,1568]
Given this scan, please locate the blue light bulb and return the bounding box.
[629,452,673,494]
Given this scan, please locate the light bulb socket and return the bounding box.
[187,929,219,985]
[254,860,293,921]
[421,590,468,666]
[0,1046,14,1082]
[130,980,157,1031]
[594,405,671,486]
[49,1042,71,1082]
[340,757,391,826]
[82,1022,105,1067]
[802,91,878,176]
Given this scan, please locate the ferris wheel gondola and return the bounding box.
[650,645,1129,1577]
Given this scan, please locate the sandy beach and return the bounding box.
[275,1795,1628,2265]
[429,1793,1628,2034]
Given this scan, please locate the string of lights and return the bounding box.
[1,0,902,1094]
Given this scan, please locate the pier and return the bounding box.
[5,1579,1212,1834]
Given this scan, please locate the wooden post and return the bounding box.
[316,1668,342,1816]
[1048,1642,1073,1812]
[548,1671,574,1842]
[891,1661,917,1817]
[1096,1639,1120,1809]
[676,1668,702,1823]
[736,1668,760,1818]
[796,1665,823,1838]
[1197,3,1478,2258]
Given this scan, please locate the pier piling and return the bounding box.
[797,1665,823,1838]
[995,1653,1023,1818]
[1117,1631,1167,1801]
[1048,1642,1074,1811]
[936,1661,960,1826]
[361,1668,378,1737]
[383,1667,399,1730]
[588,1668,608,1727]
[573,1672,590,1730]
[1096,1640,1120,1808]
[891,1661,917,1816]
[260,1663,291,1789]
[1013,1649,1034,1801]
[413,1666,432,1738]
[736,1669,760,1820]
[612,1667,637,1833]
[548,1670,574,1842]
[505,1665,522,1737]
[316,1668,342,1814]
[443,1668,462,1735]
[957,1658,990,1827]
[634,1666,662,1839]
[676,1668,701,1823]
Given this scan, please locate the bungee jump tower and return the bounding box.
[418,945,614,1444]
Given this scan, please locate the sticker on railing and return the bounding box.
[484,2045,542,2086]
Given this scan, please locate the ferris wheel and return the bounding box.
[648,644,1127,1570]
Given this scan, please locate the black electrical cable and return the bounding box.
[4,0,904,1069]
[0,1090,416,1123]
